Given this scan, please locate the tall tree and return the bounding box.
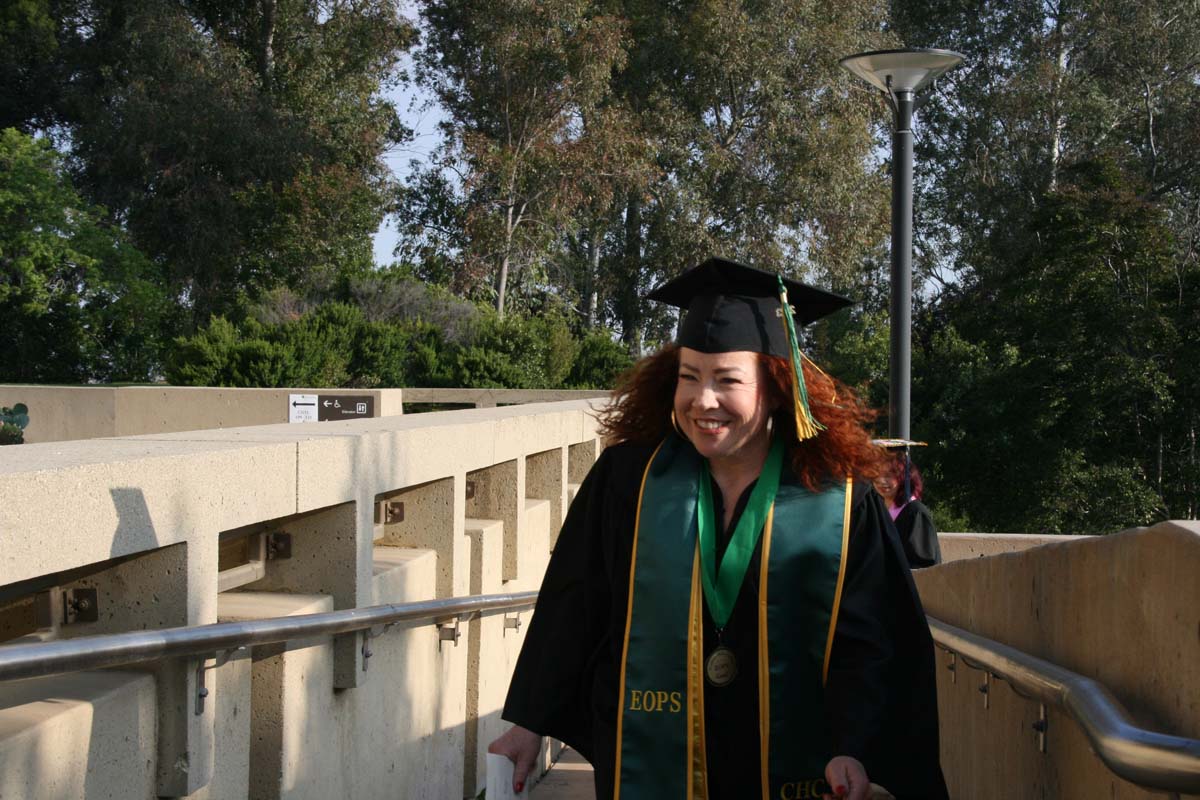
[7,0,416,323]
[0,128,174,382]
[893,0,1200,531]
[606,0,893,350]
[414,0,630,316]
[404,0,893,341]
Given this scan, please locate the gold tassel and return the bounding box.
[777,278,825,442]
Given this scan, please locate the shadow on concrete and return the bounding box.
[108,487,161,559]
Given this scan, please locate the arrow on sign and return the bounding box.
[323,400,333,407]
[292,401,315,407]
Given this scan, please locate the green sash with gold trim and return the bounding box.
[615,436,850,800]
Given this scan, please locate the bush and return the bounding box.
[448,312,579,389]
[167,302,630,392]
[566,331,633,388]
[168,305,453,389]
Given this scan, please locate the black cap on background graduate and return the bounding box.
[647,256,853,441]
[872,438,928,450]
[872,439,928,501]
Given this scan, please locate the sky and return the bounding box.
[371,7,444,267]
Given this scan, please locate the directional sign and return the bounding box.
[288,394,318,423]
[317,395,375,421]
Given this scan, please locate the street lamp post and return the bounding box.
[838,48,964,440]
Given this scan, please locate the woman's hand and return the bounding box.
[487,725,543,794]
[823,755,869,800]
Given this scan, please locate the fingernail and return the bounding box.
[515,781,524,793]
[835,786,847,798]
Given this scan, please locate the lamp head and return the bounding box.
[839,48,964,95]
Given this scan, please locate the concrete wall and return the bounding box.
[938,531,1093,563]
[0,385,404,444]
[0,385,609,444]
[0,399,605,799]
[915,523,1200,800]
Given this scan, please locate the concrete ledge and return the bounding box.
[219,592,335,800]
[515,499,552,592]
[186,654,252,800]
[0,398,604,799]
[0,670,157,799]
[938,532,1090,562]
[399,388,608,408]
[0,385,404,444]
[916,520,1200,799]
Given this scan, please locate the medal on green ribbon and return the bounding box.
[696,437,784,687]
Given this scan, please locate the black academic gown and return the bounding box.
[503,441,948,800]
[893,500,942,568]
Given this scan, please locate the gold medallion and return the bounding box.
[704,646,738,687]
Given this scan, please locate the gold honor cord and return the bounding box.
[687,549,708,800]
[820,478,854,685]
[619,439,846,799]
[612,440,665,800]
[757,504,775,800]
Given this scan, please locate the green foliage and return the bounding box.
[167,305,454,389]
[884,0,1200,532]
[446,313,580,389]
[566,331,634,389]
[911,161,1194,533]
[6,0,415,321]
[167,302,619,392]
[410,0,892,331]
[0,128,175,382]
[415,0,633,316]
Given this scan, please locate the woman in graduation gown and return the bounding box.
[876,455,942,569]
[491,257,948,800]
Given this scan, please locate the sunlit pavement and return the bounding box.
[530,748,595,800]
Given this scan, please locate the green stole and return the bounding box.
[614,435,851,800]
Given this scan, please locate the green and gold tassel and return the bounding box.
[777,276,825,441]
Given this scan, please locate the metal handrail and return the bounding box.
[3,600,1193,791]
[929,616,1200,793]
[0,591,538,683]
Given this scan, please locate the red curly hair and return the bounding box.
[597,346,884,492]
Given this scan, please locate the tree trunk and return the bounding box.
[585,226,601,328]
[1047,15,1068,191]
[496,252,510,317]
[259,0,276,89]
[620,192,643,354]
[497,204,514,317]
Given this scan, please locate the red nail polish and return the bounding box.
[515,781,524,793]
[835,786,847,798]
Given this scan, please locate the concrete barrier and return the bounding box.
[0,399,605,799]
[915,523,1200,800]
[0,385,609,444]
[938,531,1092,562]
[0,385,404,444]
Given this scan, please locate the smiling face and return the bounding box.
[673,347,775,468]
[874,473,899,505]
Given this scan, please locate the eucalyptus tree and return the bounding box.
[604,0,894,350]
[7,0,416,323]
[893,0,1200,531]
[414,0,630,317]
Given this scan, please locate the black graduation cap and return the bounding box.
[646,257,852,357]
[648,256,854,440]
[872,439,928,501]
[872,439,929,450]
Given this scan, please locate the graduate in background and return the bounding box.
[490,258,947,800]
[872,443,942,569]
